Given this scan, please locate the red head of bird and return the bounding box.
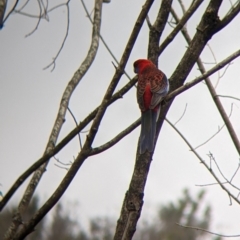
[133,59,156,74]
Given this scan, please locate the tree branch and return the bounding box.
[165,49,240,101]
[166,118,240,205]
[148,0,173,63]
[12,0,154,239]
[81,0,132,81]
[90,119,140,156]
[4,0,103,239]
[213,0,240,34]
[43,0,70,71]
[171,3,240,155]
[158,0,204,56]
[2,47,239,213]
[176,222,240,238]
[0,76,137,212]
[114,1,224,239]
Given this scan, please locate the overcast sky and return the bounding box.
[1,0,240,235]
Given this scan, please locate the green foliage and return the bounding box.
[0,189,221,240]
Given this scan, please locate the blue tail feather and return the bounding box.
[139,109,157,154]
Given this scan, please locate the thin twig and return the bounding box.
[43,0,70,71]
[166,49,240,101]
[230,163,240,183]
[81,0,132,82]
[174,103,188,125]
[194,103,234,150]
[67,107,82,149]
[54,156,72,166]
[16,0,30,12]
[209,152,240,192]
[25,0,43,37]
[2,0,19,26]
[176,223,240,238]
[217,95,240,102]
[1,49,239,212]
[195,181,228,187]
[90,119,140,156]
[205,43,220,88]
[4,1,103,239]
[13,1,152,238]
[158,0,204,56]
[0,77,137,212]
[166,118,240,205]
[170,7,240,156]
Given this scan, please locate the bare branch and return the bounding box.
[170,6,240,156]
[176,223,240,238]
[1,0,20,28]
[90,119,140,156]
[148,0,173,63]
[214,0,240,34]
[1,46,239,213]
[205,76,240,155]
[25,0,43,37]
[230,162,240,182]
[4,0,103,239]
[114,2,225,239]
[158,0,204,56]
[205,43,221,88]
[13,1,154,238]
[194,103,234,150]
[166,49,240,101]
[208,152,240,192]
[0,77,137,212]
[195,181,228,187]
[43,0,70,71]
[54,156,72,166]
[67,107,82,149]
[81,0,132,81]
[16,0,30,12]
[174,103,188,125]
[166,118,240,205]
[217,95,240,102]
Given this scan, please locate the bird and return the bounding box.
[134,59,169,154]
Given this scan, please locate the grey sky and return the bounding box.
[1,0,240,234]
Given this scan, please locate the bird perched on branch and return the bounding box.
[134,59,169,154]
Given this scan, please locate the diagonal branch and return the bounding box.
[171,4,240,155]
[158,0,204,56]
[165,48,240,100]
[0,76,137,212]
[213,0,240,34]
[43,0,70,71]
[1,48,240,212]
[114,1,225,239]
[166,118,240,205]
[12,1,154,239]
[148,0,173,63]
[176,222,240,238]
[4,1,103,239]
[90,119,140,156]
[81,0,132,81]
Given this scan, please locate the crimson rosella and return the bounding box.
[134,59,169,154]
